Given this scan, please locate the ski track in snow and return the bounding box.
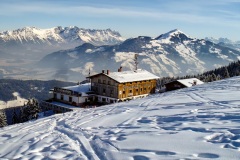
[1,77,240,159]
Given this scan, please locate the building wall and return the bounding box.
[90,74,157,101]
[118,79,156,100]
[53,92,90,106]
[91,74,119,99]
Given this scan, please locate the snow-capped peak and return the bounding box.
[155,29,193,44]
[164,29,184,36]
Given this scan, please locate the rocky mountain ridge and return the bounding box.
[0,26,124,59]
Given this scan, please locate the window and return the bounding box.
[123,91,125,94]
[108,81,111,85]
[103,80,106,84]
[129,90,132,93]
[110,90,113,94]
[103,88,106,93]
[136,89,138,92]
[54,93,57,99]
[61,95,64,100]
[98,79,101,83]
[141,88,143,91]
[95,88,99,93]
[102,98,106,102]
[69,97,72,102]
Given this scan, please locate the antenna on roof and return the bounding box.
[88,68,91,90]
[86,68,91,83]
[134,54,138,71]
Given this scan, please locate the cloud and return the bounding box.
[0,0,239,35]
[1,1,237,25]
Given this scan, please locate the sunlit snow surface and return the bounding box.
[1,77,240,159]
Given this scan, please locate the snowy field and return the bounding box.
[0,77,240,160]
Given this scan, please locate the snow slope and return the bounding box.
[0,77,240,159]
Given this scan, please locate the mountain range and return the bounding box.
[0,27,240,81]
[38,29,240,81]
[205,37,240,51]
[0,26,124,59]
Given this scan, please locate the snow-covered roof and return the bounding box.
[177,78,204,87]
[63,83,91,93]
[92,69,159,83]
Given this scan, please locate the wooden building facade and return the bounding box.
[88,69,159,103]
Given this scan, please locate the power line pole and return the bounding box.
[134,54,138,71]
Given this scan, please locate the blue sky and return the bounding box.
[0,0,240,40]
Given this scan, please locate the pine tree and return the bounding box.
[0,109,8,127]
[12,109,20,124]
[20,98,41,123]
[212,73,217,81]
[223,67,230,78]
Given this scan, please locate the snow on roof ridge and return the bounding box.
[103,69,159,83]
[177,78,204,87]
[63,83,91,93]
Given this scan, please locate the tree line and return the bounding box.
[158,60,240,88]
[0,98,41,128]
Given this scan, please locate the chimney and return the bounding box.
[102,70,105,74]
[107,70,110,75]
[119,66,122,72]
